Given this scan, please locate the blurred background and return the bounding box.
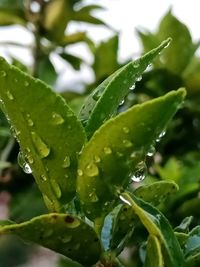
[0,0,200,266]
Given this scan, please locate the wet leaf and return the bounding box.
[79,38,172,138]
[0,213,101,265]
[144,235,163,267]
[77,89,186,220]
[134,180,178,206]
[121,193,185,267]
[0,57,86,212]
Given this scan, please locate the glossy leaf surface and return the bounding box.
[0,213,101,265]
[134,181,178,206]
[121,193,185,267]
[79,38,171,138]
[77,89,186,220]
[144,235,163,267]
[0,57,86,211]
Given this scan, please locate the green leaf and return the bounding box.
[59,53,83,70]
[157,10,197,74]
[121,193,185,267]
[60,32,87,45]
[37,57,57,86]
[184,226,200,267]
[0,213,101,265]
[101,204,136,253]
[79,38,172,138]
[0,57,86,212]
[134,181,178,206]
[77,89,186,220]
[144,235,163,267]
[0,11,25,26]
[92,35,119,82]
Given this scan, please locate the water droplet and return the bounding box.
[94,155,101,163]
[123,139,133,148]
[129,84,135,90]
[156,130,166,142]
[17,152,32,174]
[119,99,125,105]
[6,91,14,100]
[133,61,139,68]
[24,81,29,87]
[0,71,6,77]
[62,156,70,168]
[62,235,72,243]
[51,179,62,199]
[85,162,99,177]
[92,90,101,101]
[103,147,112,155]
[131,161,147,182]
[136,75,142,82]
[26,114,34,126]
[43,194,54,210]
[52,112,64,125]
[89,191,99,202]
[123,127,130,133]
[77,169,83,176]
[116,151,123,158]
[147,145,156,157]
[41,174,47,181]
[31,132,50,158]
[10,126,20,141]
[27,154,34,164]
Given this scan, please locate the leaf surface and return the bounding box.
[0,213,101,265]
[121,193,185,267]
[144,235,163,267]
[79,38,171,138]
[77,89,186,220]
[0,57,86,211]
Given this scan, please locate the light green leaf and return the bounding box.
[77,89,186,220]
[134,181,178,206]
[121,193,185,267]
[0,11,25,26]
[0,213,101,265]
[79,38,172,138]
[0,57,86,212]
[144,235,163,267]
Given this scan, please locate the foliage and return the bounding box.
[0,4,200,267]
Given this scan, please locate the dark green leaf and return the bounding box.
[79,38,172,138]
[59,53,83,70]
[37,57,57,86]
[121,193,185,267]
[77,89,186,220]
[134,181,178,206]
[144,235,163,267]
[0,213,102,265]
[0,57,86,212]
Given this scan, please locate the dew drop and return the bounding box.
[77,169,83,176]
[52,112,64,125]
[27,154,34,164]
[119,99,125,105]
[129,84,135,90]
[17,152,32,174]
[0,70,6,77]
[62,235,72,243]
[92,90,101,101]
[31,131,50,158]
[147,145,156,157]
[123,127,130,133]
[156,130,166,142]
[51,179,62,199]
[24,81,29,87]
[103,147,112,155]
[6,91,14,100]
[85,162,99,177]
[89,191,99,202]
[94,155,101,163]
[123,139,133,148]
[62,156,70,168]
[133,61,139,68]
[136,75,142,82]
[41,174,47,181]
[26,114,34,127]
[131,161,147,182]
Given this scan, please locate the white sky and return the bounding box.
[0,0,199,90]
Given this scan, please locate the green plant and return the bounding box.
[0,36,199,267]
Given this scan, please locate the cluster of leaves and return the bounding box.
[0,5,199,267]
[0,32,197,267]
